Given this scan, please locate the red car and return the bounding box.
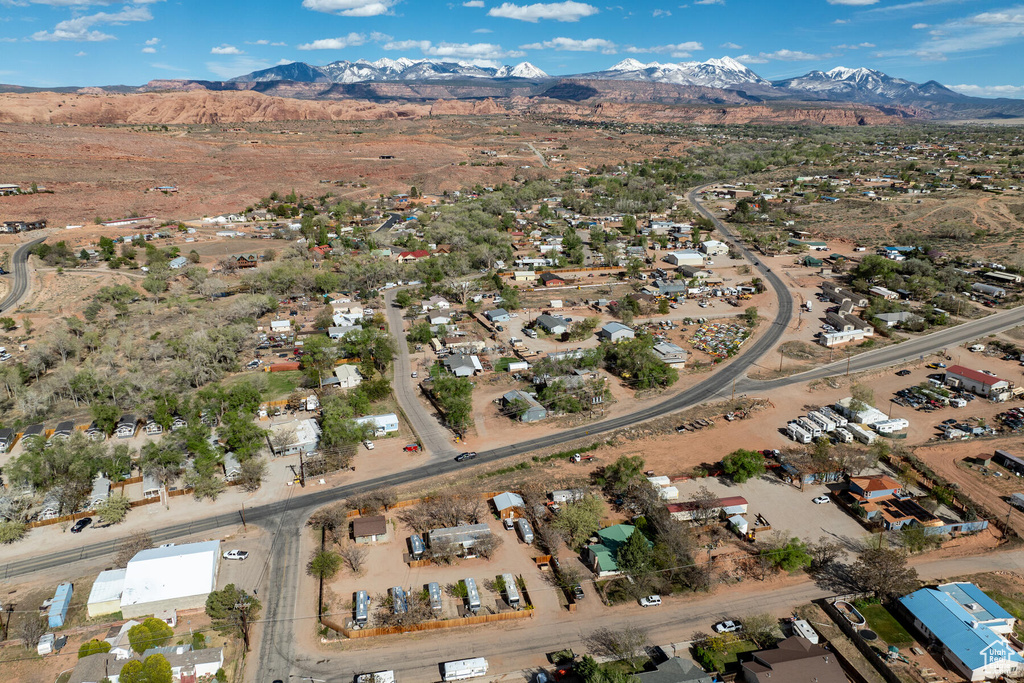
[403,444,420,452]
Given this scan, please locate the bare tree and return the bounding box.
[809,538,843,572]
[399,488,483,534]
[339,544,369,574]
[307,503,350,544]
[238,458,267,492]
[116,531,153,568]
[588,624,650,670]
[19,616,46,650]
[472,534,503,560]
[688,485,721,527]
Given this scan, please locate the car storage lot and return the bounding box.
[327,515,561,625]
[672,475,870,550]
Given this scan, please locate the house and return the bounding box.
[597,322,635,343]
[699,240,728,256]
[501,390,547,423]
[70,648,224,683]
[270,319,291,333]
[485,308,511,323]
[874,311,923,328]
[170,416,188,432]
[652,342,688,366]
[142,473,161,499]
[994,450,1024,476]
[667,496,748,522]
[443,354,483,377]
[664,250,704,267]
[491,492,525,520]
[85,421,106,441]
[423,295,451,310]
[334,364,363,389]
[427,313,451,326]
[353,413,400,435]
[49,420,74,443]
[869,285,899,300]
[535,314,570,336]
[105,619,142,660]
[168,256,189,270]
[352,515,389,544]
[427,524,493,554]
[118,540,221,618]
[636,657,713,683]
[512,271,538,283]
[0,427,12,452]
[328,324,362,339]
[899,583,1024,681]
[740,636,845,683]
[539,272,566,287]
[89,474,110,508]
[945,365,1011,400]
[87,569,127,618]
[397,250,430,263]
[234,253,259,269]
[848,474,900,501]
[655,280,689,298]
[583,524,652,577]
[268,418,321,456]
[677,265,712,279]
[21,423,45,446]
[115,415,136,439]
[144,417,163,436]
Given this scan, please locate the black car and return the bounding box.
[454,452,478,462]
[572,584,585,600]
[71,517,92,533]
[896,369,911,376]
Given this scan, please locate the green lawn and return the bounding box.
[493,357,518,372]
[859,604,913,647]
[265,371,304,399]
[984,590,1024,620]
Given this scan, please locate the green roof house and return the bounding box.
[582,524,652,577]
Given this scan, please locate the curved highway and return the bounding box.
[0,237,45,312]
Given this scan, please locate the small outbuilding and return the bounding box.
[352,515,389,544]
[87,569,126,618]
[597,322,635,343]
[491,492,525,520]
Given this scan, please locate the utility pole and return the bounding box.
[846,349,852,377]
[239,503,247,532]
[779,348,784,372]
[235,599,252,652]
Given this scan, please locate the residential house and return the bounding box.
[234,254,259,269]
[699,240,729,256]
[397,250,430,263]
[597,322,635,343]
[334,364,363,388]
[583,524,652,577]
[874,311,923,328]
[443,354,483,377]
[485,308,511,323]
[655,280,689,298]
[21,423,45,447]
[49,420,74,444]
[664,250,704,267]
[869,285,899,300]
[352,515,389,544]
[427,313,451,326]
[168,256,189,270]
[268,418,321,456]
[535,314,570,336]
[144,417,163,436]
[636,657,712,683]
[170,416,188,432]
[0,428,12,452]
[328,324,362,339]
[899,583,1024,681]
[667,496,748,522]
[223,452,241,482]
[491,492,525,520]
[115,415,137,439]
[652,342,688,366]
[512,271,538,283]
[500,390,547,423]
[539,272,566,287]
[740,636,845,683]
[427,524,493,554]
[85,421,106,441]
[142,473,161,499]
[89,475,111,509]
[353,413,400,435]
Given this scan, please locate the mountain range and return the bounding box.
[233,57,549,84]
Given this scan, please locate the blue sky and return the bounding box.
[1,0,1022,97]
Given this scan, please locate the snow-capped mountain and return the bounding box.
[231,59,548,83]
[583,56,769,88]
[772,66,967,103]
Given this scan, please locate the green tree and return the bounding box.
[0,521,27,544]
[91,402,120,435]
[760,537,812,572]
[120,654,173,683]
[550,495,604,550]
[722,449,765,484]
[127,618,174,655]
[0,317,15,331]
[301,335,340,388]
[95,495,132,525]
[615,527,654,578]
[78,639,112,658]
[206,584,261,651]
[743,306,759,326]
[598,455,645,494]
[431,374,474,432]
[395,290,413,308]
[307,549,343,580]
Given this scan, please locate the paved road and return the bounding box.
[0,237,45,312]
[383,288,458,459]
[526,142,549,169]
[374,213,402,234]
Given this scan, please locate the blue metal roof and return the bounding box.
[900,584,1024,672]
[940,583,1014,623]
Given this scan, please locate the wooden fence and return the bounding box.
[322,607,533,639]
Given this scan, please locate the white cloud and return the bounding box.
[833,18,849,24]
[144,37,159,45]
[912,23,929,29]
[693,0,724,4]
[31,5,153,42]
[522,36,617,52]
[150,62,187,72]
[625,41,703,57]
[736,49,831,63]
[879,5,1024,61]
[652,8,670,16]
[488,1,598,22]
[383,39,525,59]
[826,0,877,4]
[211,44,244,55]
[833,41,875,49]
[206,56,272,79]
[369,31,392,41]
[141,46,155,53]
[720,41,741,49]
[297,32,367,50]
[948,83,1024,98]
[463,0,485,5]
[473,27,493,32]
[867,0,964,12]
[301,0,397,16]
[245,39,286,46]
[74,50,86,56]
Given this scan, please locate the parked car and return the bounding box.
[640,595,662,607]
[454,452,478,462]
[896,369,911,376]
[713,620,742,633]
[403,443,420,452]
[411,372,418,378]
[363,440,375,450]
[572,584,585,601]
[812,496,830,505]
[70,517,92,533]
[223,550,249,561]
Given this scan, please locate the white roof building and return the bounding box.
[119,540,220,618]
[334,364,363,389]
[87,568,127,619]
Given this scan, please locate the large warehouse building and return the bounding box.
[118,540,221,618]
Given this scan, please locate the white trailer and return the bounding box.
[501,573,520,608]
[443,658,489,681]
[848,423,877,445]
[355,590,370,625]
[464,578,481,612]
[820,406,848,428]
[873,418,909,435]
[356,672,395,683]
[787,422,812,444]
[833,427,853,444]
[796,417,822,438]
[807,411,835,433]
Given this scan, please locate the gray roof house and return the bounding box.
[653,342,688,365]
[598,322,635,343]
[636,658,713,683]
[485,308,511,323]
[501,390,547,423]
[168,256,190,270]
[427,523,493,552]
[655,280,689,297]
[443,354,483,377]
[873,311,923,328]
[536,314,570,336]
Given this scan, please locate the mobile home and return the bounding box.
[787,422,812,444]
[409,534,425,559]
[428,582,443,611]
[463,578,481,612]
[442,658,488,681]
[796,417,822,438]
[355,590,369,625]
[501,573,520,608]
[807,411,836,433]
[390,586,408,614]
[515,518,534,544]
[833,427,854,443]
[820,406,848,428]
